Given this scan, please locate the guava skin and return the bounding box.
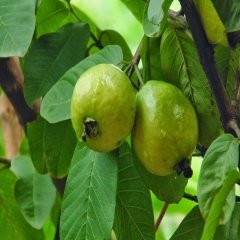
[132,81,198,176]
[71,64,136,152]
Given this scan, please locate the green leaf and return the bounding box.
[36,0,77,37]
[40,45,123,123]
[212,0,240,32]
[141,36,164,82]
[10,156,56,229]
[197,134,239,224]
[0,0,35,57]
[121,0,146,22]
[27,116,77,178]
[24,23,90,106]
[132,146,188,203]
[215,45,240,99]
[170,206,204,240]
[113,142,155,240]
[201,169,240,240]
[0,169,44,239]
[143,0,173,37]
[60,144,118,240]
[100,30,132,62]
[160,25,221,148]
[70,3,100,36]
[43,193,62,240]
[170,204,240,240]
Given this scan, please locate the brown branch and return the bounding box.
[0,93,23,158]
[0,58,36,128]
[155,202,169,232]
[178,0,234,134]
[127,37,143,79]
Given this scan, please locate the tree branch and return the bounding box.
[0,58,36,128]
[183,192,198,202]
[155,202,169,232]
[178,0,234,134]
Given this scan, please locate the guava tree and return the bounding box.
[0,0,240,239]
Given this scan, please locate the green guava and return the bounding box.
[71,64,136,152]
[132,81,198,176]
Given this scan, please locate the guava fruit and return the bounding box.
[71,64,136,152]
[132,81,198,176]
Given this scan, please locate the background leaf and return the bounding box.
[24,23,90,105]
[133,146,188,203]
[197,134,239,224]
[141,36,164,82]
[36,0,77,37]
[113,142,155,240]
[160,25,221,148]
[100,30,132,61]
[215,45,240,99]
[143,0,173,37]
[120,0,146,22]
[212,0,240,32]
[70,3,100,36]
[40,45,123,123]
[0,169,44,239]
[60,144,118,240]
[170,204,240,240]
[0,0,35,57]
[27,116,77,178]
[10,156,56,229]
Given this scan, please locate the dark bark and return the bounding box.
[0,58,36,128]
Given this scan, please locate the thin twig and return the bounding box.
[183,193,198,202]
[127,37,144,79]
[196,144,207,157]
[155,202,169,232]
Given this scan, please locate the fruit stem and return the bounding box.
[134,65,144,88]
[155,202,169,232]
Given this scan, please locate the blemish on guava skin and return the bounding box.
[173,104,184,119]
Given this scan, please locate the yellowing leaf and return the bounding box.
[194,0,228,47]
